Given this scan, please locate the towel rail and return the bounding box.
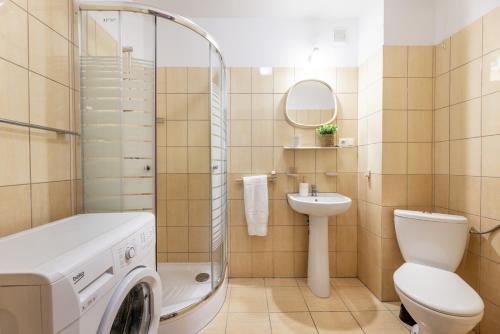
[235,171,277,182]
[0,118,80,136]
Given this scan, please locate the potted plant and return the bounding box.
[316,124,338,147]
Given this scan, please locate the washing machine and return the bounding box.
[0,212,161,334]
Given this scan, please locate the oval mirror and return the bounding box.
[285,80,337,128]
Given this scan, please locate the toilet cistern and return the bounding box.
[287,192,351,297]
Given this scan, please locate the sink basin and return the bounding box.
[287,193,352,216]
[287,192,352,298]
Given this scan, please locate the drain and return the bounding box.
[195,272,210,282]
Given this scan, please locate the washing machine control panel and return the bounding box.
[114,223,155,270]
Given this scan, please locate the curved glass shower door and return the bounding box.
[79,4,228,319]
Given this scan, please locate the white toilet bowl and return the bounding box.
[394,263,483,334]
[393,210,484,334]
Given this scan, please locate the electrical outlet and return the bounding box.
[339,137,354,147]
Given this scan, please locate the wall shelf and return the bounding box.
[283,145,340,150]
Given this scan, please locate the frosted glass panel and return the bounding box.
[81,11,155,213]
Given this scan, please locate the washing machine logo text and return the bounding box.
[73,272,85,284]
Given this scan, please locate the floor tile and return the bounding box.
[330,278,364,287]
[198,312,227,334]
[311,312,364,334]
[269,312,318,334]
[264,278,298,287]
[337,286,386,311]
[229,278,265,288]
[300,286,348,311]
[266,286,308,312]
[229,287,268,312]
[226,313,271,334]
[296,278,307,286]
[383,301,401,311]
[352,311,409,334]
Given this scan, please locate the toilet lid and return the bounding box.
[394,263,484,317]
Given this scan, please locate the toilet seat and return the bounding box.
[394,263,483,317]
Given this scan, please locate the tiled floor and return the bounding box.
[198,277,413,334]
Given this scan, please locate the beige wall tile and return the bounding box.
[382,143,407,174]
[482,48,500,95]
[483,6,500,54]
[231,120,252,146]
[231,68,251,93]
[408,78,433,110]
[31,181,71,227]
[434,174,449,209]
[383,46,407,78]
[29,16,69,86]
[408,110,432,142]
[0,184,31,237]
[28,0,69,38]
[435,38,450,76]
[337,94,358,120]
[435,73,450,109]
[482,91,500,136]
[449,175,481,215]
[337,147,357,173]
[30,130,70,183]
[166,174,188,199]
[482,177,500,220]
[449,138,481,176]
[273,67,294,93]
[383,78,407,109]
[408,143,432,174]
[0,1,28,67]
[187,94,209,120]
[156,67,166,93]
[0,125,30,186]
[408,46,434,77]
[382,175,407,206]
[434,141,450,174]
[188,67,209,94]
[230,147,252,173]
[382,110,407,142]
[252,120,273,146]
[188,121,209,146]
[252,147,273,173]
[337,68,358,93]
[252,94,273,119]
[188,226,209,252]
[188,174,210,199]
[167,94,188,120]
[166,200,188,227]
[450,58,482,104]
[166,67,187,93]
[166,147,187,173]
[29,72,70,130]
[450,18,482,69]
[156,93,167,118]
[0,59,29,122]
[167,226,188,252]
[408,175,433,206]
[231,94,252,119]
[166,121,187,146]
[252,68,273,93]
[449,98,481,139]
[483,135,500,177]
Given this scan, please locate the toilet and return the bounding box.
[393,210,484,334]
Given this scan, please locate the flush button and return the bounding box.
[125,246,136,260]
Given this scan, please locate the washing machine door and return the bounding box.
[98,267,161,334]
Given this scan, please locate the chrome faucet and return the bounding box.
[311,184,318,197]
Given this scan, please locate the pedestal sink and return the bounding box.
[287,192,352,297]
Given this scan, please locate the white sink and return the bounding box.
[287,192,352,298]
[287,193,352,216]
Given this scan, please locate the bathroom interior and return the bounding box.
[0,0,500,333]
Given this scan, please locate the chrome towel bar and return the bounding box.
[470,224,500,235]
[0,118,80,136]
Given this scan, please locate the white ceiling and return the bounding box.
[139,0,367,18]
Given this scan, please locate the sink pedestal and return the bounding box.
[307,215,330,298]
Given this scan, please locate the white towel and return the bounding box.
[243,175,269,236]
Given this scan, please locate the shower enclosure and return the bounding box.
[79,3,228,322]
